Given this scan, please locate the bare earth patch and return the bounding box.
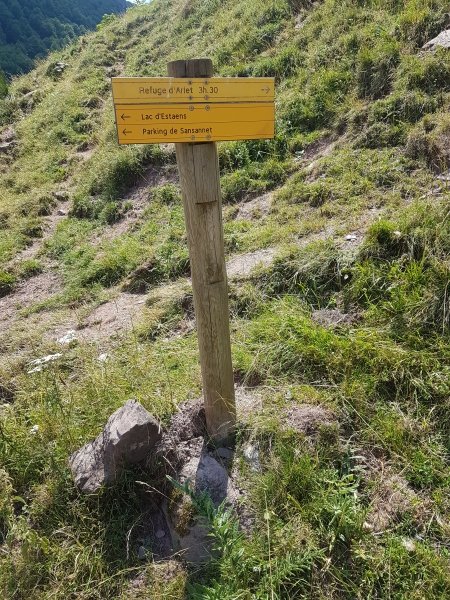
[283,404,336,437]
[235,192,272,221]
[77,292,147,342]
[226,248,277,280]
[0,271,62,335]
[311,308,358,328]
[365,468,419,533]
[9,199,70,266]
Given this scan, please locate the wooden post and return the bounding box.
[167,59,236,444]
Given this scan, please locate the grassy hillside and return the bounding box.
[0,0,449,598]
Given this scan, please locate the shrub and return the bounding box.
[151,184,181,205]
[0,271,16,297]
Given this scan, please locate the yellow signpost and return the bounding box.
[111,76,275,104]
[111,62,275,444]
[114,102,275,144]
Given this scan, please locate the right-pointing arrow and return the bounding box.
[262,86,270,94]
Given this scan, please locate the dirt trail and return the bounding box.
[0,271,62,335]
[9,199,70,266]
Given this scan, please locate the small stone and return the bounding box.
[30,425,39,435]
[137,545,147,560]
[393,230,401,237]
[58,330,77,345]
[345,234,357,241]
[57,209,66,216]
[97,353,109,363]
[28,353,63,373]
[53,190,69,201]
[402,538,416,552]
[216,447,234,460]
[242,443,260,472]
[155,529,166,539]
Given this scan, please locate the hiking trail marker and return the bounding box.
[112,60,275,444]
[112,76,275,144]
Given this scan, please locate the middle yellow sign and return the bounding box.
[114,102,275,144]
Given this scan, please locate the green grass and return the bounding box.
[0,0,450,598]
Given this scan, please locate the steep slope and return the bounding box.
[0,1,449,598]
[0,0,129,75]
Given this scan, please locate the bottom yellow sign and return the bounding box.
[114,103,274,144]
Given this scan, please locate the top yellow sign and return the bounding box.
[111,77,275,104]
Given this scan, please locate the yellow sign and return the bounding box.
[114,103,275,144]
[112,77,275,104]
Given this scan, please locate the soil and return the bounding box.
[283,404,335,436]
[311,308,358,328]
[0,271,62,335]
[76,293,147,342]
[365,467,418,533]
[235,192,272,221]
[226,248,276,280]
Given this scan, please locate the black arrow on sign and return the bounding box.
[261,86,270,94]
[121,114,130,121]
[122,129,132,136]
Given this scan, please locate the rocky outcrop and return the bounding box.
[423,29,450,51]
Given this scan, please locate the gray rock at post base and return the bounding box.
[69,399,162,493]
[423,29,450,51]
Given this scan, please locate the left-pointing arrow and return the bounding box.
[121,114,130,121]
[123,129,132,136]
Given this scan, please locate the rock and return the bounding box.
[137,545,147,560]
[69,399,162,493]
[97,353,109,363]
[195,454,229,505]
[402,538,416,552]
[0,141,15,154]
[22,89,37,99]
[53,190,69,202]
[27,353,63,374]
[0,382,16,403]
[0,127,16,143]
[345,233,357,241]
[423,29,450,51]
[242,443,260,472]
[216,447,234,460]
[57,330,77,345]
[56,209,66,216]
[176,439,229,506]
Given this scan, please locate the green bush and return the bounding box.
[0,271,16,297]
[151,183,181,205]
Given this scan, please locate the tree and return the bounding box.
[0,69,7,98]
[0,0,130,75]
